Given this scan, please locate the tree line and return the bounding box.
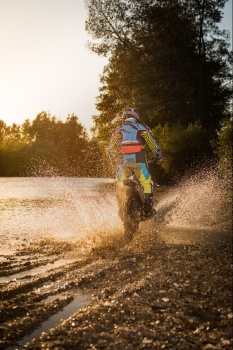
[0,112,108,177]
[0,110,231,182]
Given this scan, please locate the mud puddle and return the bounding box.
[6,294,89,350]
[0,238,120,349]
[0,258,78,285]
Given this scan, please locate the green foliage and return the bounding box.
[152,122,211,181]
[0,112,111,177]
[84,0,232,183]
[211,118,233,176]
[0,121,30,176]
[86,0,232,133]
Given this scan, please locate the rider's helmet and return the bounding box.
[122,108,139,122]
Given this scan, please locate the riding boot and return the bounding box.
[143,193,156,218]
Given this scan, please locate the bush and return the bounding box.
[212,118,232,177]
[152,122,211,183]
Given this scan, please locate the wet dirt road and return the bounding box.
[1,172,232,349]
[0,222,232,350]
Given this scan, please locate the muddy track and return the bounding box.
[0,235,164,349]
[0,225,232,350]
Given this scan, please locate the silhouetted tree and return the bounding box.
[85,0,232,182]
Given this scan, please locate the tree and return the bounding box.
[86,0,232,132]
[185,0,233,126]
[22,112,91,176]
[0,120,8,175]
[151,122,212,182]
[0,113,110,178]
[211,118,233,176]
[85,0,232,182]
[0,121,30,176]
[55,114,90,176]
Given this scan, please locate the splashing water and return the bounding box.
[0,177,123,253]
[156,168,232,233]
[1,166,231,254]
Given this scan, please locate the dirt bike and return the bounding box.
[117,170,155,239]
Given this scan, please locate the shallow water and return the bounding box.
[0,258,76,284]
[6,295,89,350]
[0,177,123,254]
[1,172,232,349]
[1,172,231,254]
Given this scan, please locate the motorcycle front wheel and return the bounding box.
[123,196,141,239]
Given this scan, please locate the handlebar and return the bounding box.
[148,156,163,164]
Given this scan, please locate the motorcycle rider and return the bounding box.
[109,108,162,218]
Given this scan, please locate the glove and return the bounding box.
[154,152,163,162]
[156,156,163,162]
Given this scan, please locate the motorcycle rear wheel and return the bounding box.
[123,196,141,239]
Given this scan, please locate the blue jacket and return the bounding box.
[109,118,161,165]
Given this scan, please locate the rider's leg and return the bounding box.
[139,163,156,217]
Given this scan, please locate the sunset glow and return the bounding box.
[0,0,107,134]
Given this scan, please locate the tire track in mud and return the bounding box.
[0,237,155,349]
[0,240,92,349]
[0,231,232,350]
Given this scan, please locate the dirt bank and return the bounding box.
[0,222,232,350]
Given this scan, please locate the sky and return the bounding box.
[0,0,232,135]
